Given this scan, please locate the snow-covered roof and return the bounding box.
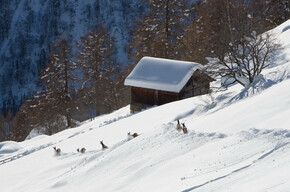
[124,57,203,93]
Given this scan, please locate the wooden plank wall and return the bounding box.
[129,70,212,113]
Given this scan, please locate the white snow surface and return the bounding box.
[124,56,203,92]
[1,20,290,192]
[0,141,23,155]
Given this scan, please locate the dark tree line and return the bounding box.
[128,0,197,62]
[181,0,287,64]
[180,0,283,87]
[0,23,130,140]
[26,24,130,136]
[1,0,288,142]
[76,24,115,117]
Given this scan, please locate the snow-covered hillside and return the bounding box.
[0,20,290,192]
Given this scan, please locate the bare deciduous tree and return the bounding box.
[206,31,280,87]
[181,0,285,64]
[180,0,281,88]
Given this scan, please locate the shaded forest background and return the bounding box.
[0,0,289,141]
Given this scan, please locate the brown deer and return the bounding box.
[176,120,182,131]
[53,147,61,154]
[128,132,139,138]
[182,123,188,134]
[100,140,108,149]
[77,148,86,153]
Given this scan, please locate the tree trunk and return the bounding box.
[165,0,169,58]
[66,114,72,128]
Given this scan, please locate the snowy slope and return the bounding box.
[0,20,290,192]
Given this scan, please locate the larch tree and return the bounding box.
[181,0,287,64]
[0,109,5,141]
[129,0,196,62]
[265,0,289,26]
[76,24,115,117]
[28,93,62,135]
[181,0,228,64]
[106,64,133,113]
[4,109,13,140]
[38,37,77,130]
[11,102,31,141]
[181,0,282,87]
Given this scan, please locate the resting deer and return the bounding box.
[182,123,188,134]
[128,132,139,138]
[77,148,86,153]
[53,147,61,154]
[100,140,108,149]
[176,120,182,131]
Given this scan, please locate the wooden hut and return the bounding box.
[124,57,214,113]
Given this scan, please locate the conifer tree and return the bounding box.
[0,109,5,141]
[4,109,13,140]
[76,24,115,116]
[129,0,196,62]
[181,0,281,87]
[181,0,234,64]
[11,102,32,141]
[28,93,63,135]
[265,0,289,26]
[38,37,77,129]
[181,0,279,64]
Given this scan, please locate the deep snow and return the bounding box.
[0,20,290,192]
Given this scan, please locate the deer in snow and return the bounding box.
[128,132,139,138]
[100,140,108,149]
[176,120,182,131]
[77,148,86,153]
[53,147,61,154]
[182,123,188,134]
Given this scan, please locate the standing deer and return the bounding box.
[100,140,108,149]
[77,148,86,153]
[128,132,139,138]
[176,120,182,131]
[182,123,188,134]
[53,147,61,154]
